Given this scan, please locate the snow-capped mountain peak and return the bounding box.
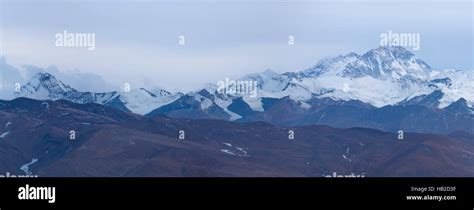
[342,46,431,79]
[17,71,120,105]
[11,68,182,114]
[18,72,76,100]
[275,46,472,109]
[4,46,472,118]
[292,46,431,81]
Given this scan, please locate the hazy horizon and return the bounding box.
[1,0,473,92]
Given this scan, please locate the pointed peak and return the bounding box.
[198,88,212,96]
[26,71,76,92]
[32,71,57,81]
[457,97,468,103]
[445,97,470,113]
[452,97,468,106]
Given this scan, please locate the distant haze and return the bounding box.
[1,0,472,92]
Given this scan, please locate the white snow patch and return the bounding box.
[460,149,474,155]
[0,131,10,138]
[221,143,249,157]
[299,101,311,109]
[4,122,12,129]
[235,147,249,156]
[342,154,351,162]
[120,88,180,115]
[242,95,264,111]
[220,149,237,156]
[214,97,241,121]
[20,158,38,175]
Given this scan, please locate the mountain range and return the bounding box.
[1,46,473,177]
[5,46,472,134]
[1,97,473,176]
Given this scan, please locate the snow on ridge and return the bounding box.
[0,132,10,138]
[220,149,237,156]
[20,158,38,175]
[4,122,12,130]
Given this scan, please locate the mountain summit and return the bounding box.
[17,72,118,104]
[15,71,183,115]
[341,46,431,79]
[18,72,76,99]
[295,46,431,80]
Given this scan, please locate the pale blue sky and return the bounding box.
[1,0,472,92]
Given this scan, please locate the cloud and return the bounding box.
[0,57,115,99]
[20,64,115,92]
[1,0,472,94]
